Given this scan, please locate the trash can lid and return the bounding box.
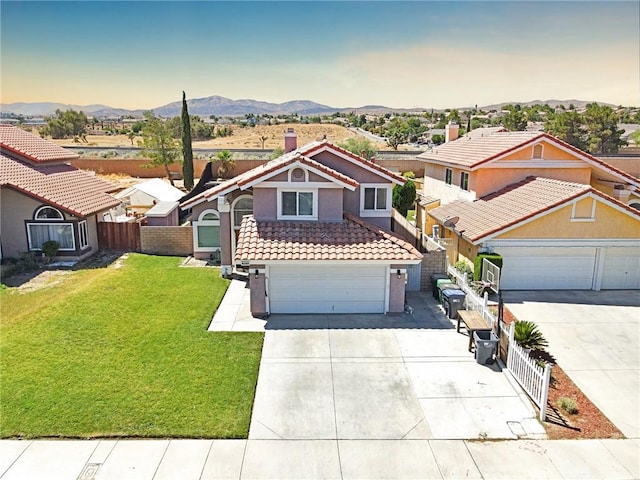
[436,278,454,287]
[430,273,450,282]
[442,288,466,298]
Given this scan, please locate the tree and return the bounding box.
[583,103,626,154]
[215,150,236,178]
[181,92,194,190]
[259,135,268,149]
[392,179,416,216]
[43,109,88,140]
[544,110,587,151]
[138,111,181,186]
[338,137,376,160]
[502,109,527,131]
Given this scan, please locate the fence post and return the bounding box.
[483,291,489,324]
[539,363,552,422]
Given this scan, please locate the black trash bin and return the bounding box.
[474,330,499,365]
[442,289,467,319]
[430,274,450,299]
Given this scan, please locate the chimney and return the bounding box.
[445,121,459,143]
[284,128,297,153]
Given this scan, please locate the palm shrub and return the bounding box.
[514,320,549,351]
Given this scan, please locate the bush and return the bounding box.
[474,253,503,281]
[41,240,60,260]
[514,320,549,351]
[454,260,473,281]
[557,397,578,415]
[402,171,416,179]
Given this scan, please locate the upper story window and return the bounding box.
[278,190,316,220]
[532,144,543,159]
[460,172,470,191]
[360,184,392,217]
[445,168,453,185]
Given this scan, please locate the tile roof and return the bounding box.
[181,140,404,209]
[0,124,79,163]
[429,177,593,243]
[1,154,120,217]
[235,213,422,263]
[417,131,543,168]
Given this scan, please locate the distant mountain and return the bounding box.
[0,97,619,118]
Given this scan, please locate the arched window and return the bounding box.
[232,195,253,228]
[194,209,220,251]
[28,206,74,251]
[532,144,543,159]
[35,206,64,220]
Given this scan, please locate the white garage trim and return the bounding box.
[267,264,389,314]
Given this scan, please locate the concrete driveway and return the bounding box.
[504,290,640,439]
[249,292,545,441]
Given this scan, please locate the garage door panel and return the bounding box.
[497,247,596,290]
[602,247,640,289]
[269,265,387,313]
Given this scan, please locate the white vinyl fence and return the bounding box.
[507,323,552,421]
[447,265,497,329]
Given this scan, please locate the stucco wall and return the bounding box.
[318,189,344,222]
[249,270,268,317]
[253,188,278,221]
[495,200,640,240]
[0,187,100,260]
[388,270,406,313]
[140,226,193,256]
[474,167,591,198]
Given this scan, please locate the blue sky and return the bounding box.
[1,1,638,109]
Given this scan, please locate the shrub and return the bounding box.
[514,320,549,351]
[402,171,416,179]
[41,240,60,260]
[473,253,503,281]
[557,397,578,415]
[454,260,473,281]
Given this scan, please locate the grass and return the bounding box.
[407,209,416,223]
[0,254,264,439]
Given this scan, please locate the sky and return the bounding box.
[1,1,639,110]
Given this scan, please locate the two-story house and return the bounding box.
[0,125,120,261]
[416,125,640,290]
[180,130,422,315]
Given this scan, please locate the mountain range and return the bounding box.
[0,96,615,118]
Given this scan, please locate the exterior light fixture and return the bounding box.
[397,269,402,279]
[255,269,259,278]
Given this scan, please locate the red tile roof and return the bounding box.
[418,129,639,185]
[181,140,403,209]
[0,124,79,163]
[429,177,594,243]
[1,129,120,217]
[235,213,422,263]
[417,131,542,168]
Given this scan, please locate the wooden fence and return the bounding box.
[507,323,552,421]
[97,222,141,252]
[391,209,420,248]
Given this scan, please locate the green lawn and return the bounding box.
[0,254,263,439]
[407,209,416,223]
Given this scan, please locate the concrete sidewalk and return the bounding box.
[1,438,638,479]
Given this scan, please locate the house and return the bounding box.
[416,125,640,290]
[0,125,119,260]
[181,129,422,315]
[113,178,183,213]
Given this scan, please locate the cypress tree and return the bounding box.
[181,91,194,190]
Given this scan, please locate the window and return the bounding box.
[460,172,469,191]
[194,210,220,251]
[360,184,391,216]
[27,224,75,250]
[445,168,453,185]
[27,206,75,251]
[78,220,89,249]
[279,191,315,218]
[232,196,253,227]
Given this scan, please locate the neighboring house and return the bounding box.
[417,125,640,290]
[110,178,183,218]
[181,129,422,315]
[0,125,120,260]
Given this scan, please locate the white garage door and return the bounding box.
[601,246,640,289]
[497,246,596,290]
[268,265,386,313]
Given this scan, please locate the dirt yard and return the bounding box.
[48,123,389,150]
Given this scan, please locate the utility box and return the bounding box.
[474,330,499,365]
[442,289,467,319]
